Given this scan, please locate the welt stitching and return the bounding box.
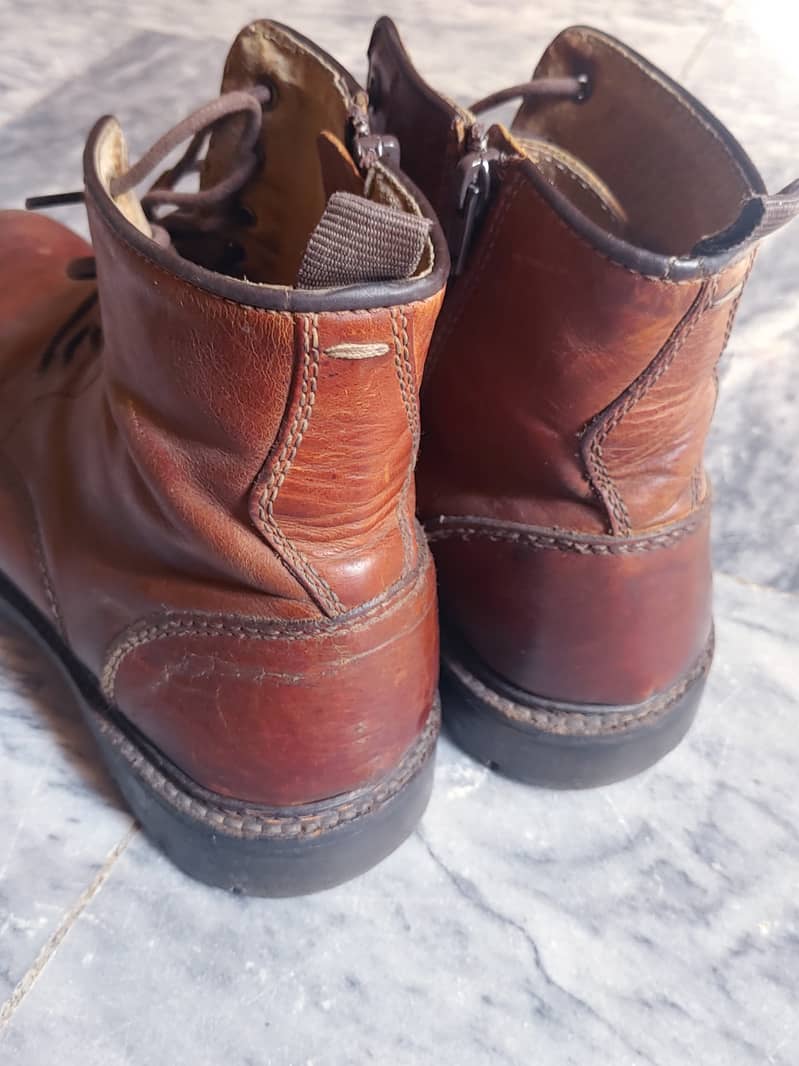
[448,638,712,735]
[91,702,439,837]
[425,520,701,553]
[254,314,343,616]
[390,308,418,574]
[582,282,713,534]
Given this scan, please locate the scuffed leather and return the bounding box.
[0,179,444,804]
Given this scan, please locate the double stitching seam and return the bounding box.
[254,314,344,617]
[101,552,434,701]
[390,307,419,574]
[581,282,714,535]
[425,514,705,554]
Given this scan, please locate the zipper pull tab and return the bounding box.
[450,132,500,276]
[348,103,401,172]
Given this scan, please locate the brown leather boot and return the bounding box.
[0,21,448,894]
[368,19,799,787]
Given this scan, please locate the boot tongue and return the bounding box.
[201,20,361,285]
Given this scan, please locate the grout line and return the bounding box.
[680,0,736,81]
[715,569,799,602]
[0,823,138,1034]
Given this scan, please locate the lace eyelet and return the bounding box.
[258,78,279,111]
[575,73,592,103]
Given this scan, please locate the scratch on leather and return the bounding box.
[253,314,344,617]
[581,281,714,535]
[101,551,433,701]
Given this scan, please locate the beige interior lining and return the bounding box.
[94,121,151,236]
[91,21,436,289]
[511,27,757,254]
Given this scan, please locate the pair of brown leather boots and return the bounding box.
[2,20,796,896]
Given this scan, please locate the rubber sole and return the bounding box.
[440,629,712,788]
[0,571,439,896]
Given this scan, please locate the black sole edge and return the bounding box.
[0,572,439,896]
[440,640,710,789]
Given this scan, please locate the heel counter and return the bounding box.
[428,508,712,706]
[103,551,438,805]
[250,300,440,615]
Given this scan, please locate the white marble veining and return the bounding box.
[1,3,798,1063]
[0,576,797,1065]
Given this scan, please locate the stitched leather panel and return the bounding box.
[596,255,754,529]
[417,164,703,535]
[432,509,712,705]
[109,552,438,805]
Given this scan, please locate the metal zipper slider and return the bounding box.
[451,140,500,275]
[349,104,401,172]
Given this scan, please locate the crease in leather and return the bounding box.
[580,280,714,535]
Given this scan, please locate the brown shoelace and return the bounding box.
[468,74,589,116]
[29,86,272,369]
[27,85,272,270]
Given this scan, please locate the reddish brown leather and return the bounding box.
[0,166,444,804]
[429,508,712,705]
[369,21,764,708]
[109,550,438,804]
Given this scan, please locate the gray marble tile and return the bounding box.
[680,8,799,590]
[0,619,132,1007]
[0,31,231,238]
[0,3,135,125]
[0,574,796,1065]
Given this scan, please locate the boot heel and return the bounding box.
[88,697,439,897]
[441,632,711,789]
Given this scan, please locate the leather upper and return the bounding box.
[368,19,776,706]
[0,24,447,804]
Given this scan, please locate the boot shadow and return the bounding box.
[0,616,126,813]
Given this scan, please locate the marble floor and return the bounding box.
[0,2,797,1064]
